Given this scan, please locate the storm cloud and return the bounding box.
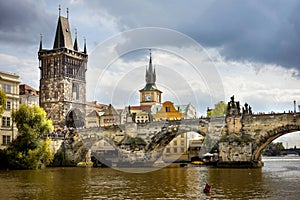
[85,0,300,70]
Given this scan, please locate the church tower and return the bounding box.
[139,50,162,106]
[38,6,88,129]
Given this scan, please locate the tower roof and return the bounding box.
[53,16,73,49]
[141,50,159,91]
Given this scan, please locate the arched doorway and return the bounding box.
[65,108,85,128]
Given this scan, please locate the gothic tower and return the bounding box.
[38,7,87,129]
[139,50,162,106]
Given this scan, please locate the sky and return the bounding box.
[0,0,300,147]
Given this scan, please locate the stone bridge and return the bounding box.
[242,113,300,161]
[75,100,300,167]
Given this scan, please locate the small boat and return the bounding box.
[191,161,205,165]
[203,183,211,193]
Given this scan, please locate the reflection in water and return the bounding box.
[207,168,270,199]
[0,157,300,199]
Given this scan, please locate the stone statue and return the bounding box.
[227,102,231,111]
[236,101,240,114]
[230,95,235,108]
[244,103,248,113]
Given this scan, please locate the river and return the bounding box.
[0,156,300,199]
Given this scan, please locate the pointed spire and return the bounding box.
[59,4,61,16]
[149,49,152,64]
[145,49,156,85]
[39,33,43,51]
[73,28,79,51]
[83,37,87,54]
[53,8,73,49]
[66,8,69,19]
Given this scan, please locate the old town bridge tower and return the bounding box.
[38,7,87,129]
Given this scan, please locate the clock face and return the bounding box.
[146,95,151,101]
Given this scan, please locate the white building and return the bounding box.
[0,72,20,149]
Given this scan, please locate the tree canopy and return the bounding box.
[0,89,7,116]
[1,105,54,169]
[207,101,228,117]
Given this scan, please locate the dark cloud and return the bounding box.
[0,0,55,48]
[87,0,300,70]
[1,0,300,71]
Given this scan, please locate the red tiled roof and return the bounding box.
[19,84,39,96]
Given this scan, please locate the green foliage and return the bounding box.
[0,105,54,169]
[0,89,7,116]
[207,101,228,117]
[263,142,285,156]
[13,105,53,137]
[219,133,253,143]
[119,136,146,150]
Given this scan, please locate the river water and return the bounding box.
[0,157,299,199]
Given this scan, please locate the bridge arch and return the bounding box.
[252,124,300,161]
[145,124,207,153]
[65,108,85,128]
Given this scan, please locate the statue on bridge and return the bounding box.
[242,103,252,115]
[227,95,241,116]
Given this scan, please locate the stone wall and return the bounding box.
[219,142,252,162]
[50,132,91,166]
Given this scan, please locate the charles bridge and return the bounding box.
[50,97,300,168]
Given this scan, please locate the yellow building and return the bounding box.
[152,101,181,121]
[0,72,20,149]
[150,101,198,162]
[163,133,188,162]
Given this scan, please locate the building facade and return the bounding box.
[0,72,20,149]
[19,84,39,106]
[152,101,181,121]
[38,10,88,129]
[99,104,120,127]
[150,101,198,162]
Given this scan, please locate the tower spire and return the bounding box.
[53,7,73,49]
[59,4,61,16]
[149,49,152,64]
[39,33,43,51]
[73,28,79,51]
[83,37,87,54]
[145,49,156,85]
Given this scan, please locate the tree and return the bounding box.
[207,101,228,117]
[0,89,7,116]
[3,105,54,169]
[263,142,285,156]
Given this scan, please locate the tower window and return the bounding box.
[72,83,79,100]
